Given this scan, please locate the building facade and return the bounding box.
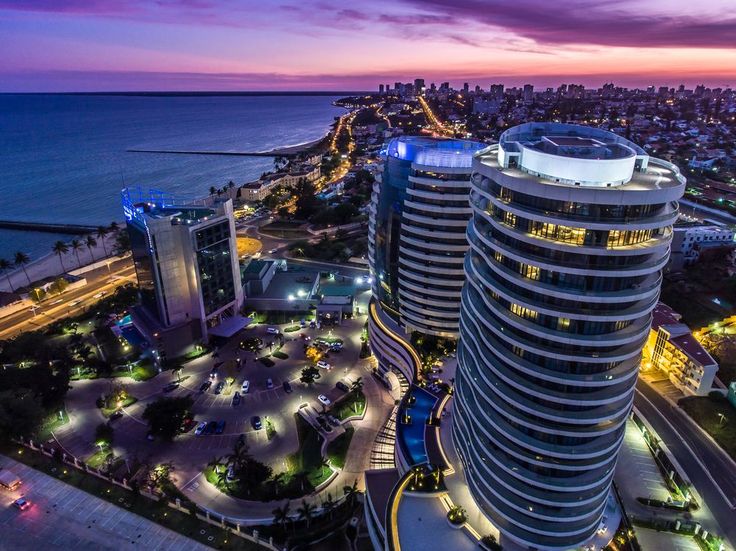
[645,302,718,396]
[367,136,484,340]
[123,188,244,358]
[453,123,685,549]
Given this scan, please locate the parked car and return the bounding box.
[199,380,212,392]
[266,378,274,389]
[109,410,123,421]
[241,380,250,393]
[215,381,225,394]
[282,381,293,393]
[336,381,349,393]
[317,394,331,407]
[180,417,196,433]
[163,382,179,392]
[232,392,241,406]
[13,498,31,511]
[195,421,207,436]
[209,367,218,379]
[251,416,262,430]
[215,420,226,434]
[317,361,331,370]
[266,327,279,335]
[205,421,217,435]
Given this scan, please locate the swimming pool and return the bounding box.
[116,314,148,348]
[396,386,438,466]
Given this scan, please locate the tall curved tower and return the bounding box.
[453,123,685,549]
[368,136,484,339]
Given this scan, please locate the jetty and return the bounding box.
[0,220,99,235]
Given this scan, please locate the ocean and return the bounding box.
[0,93,345,261]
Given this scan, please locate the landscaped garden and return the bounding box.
[680,394,736,460]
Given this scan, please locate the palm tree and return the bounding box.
[216,468,229,488]
[271,500,291,532]
[53,241,69,272]
[343,479,359,507]
[13,251,31,286]
[96,226,109,256]
[321,492,335,520]
[0,258,14,292]
[85,235,98,261]
[108,221,119,233]
[320,457,331,478]
[296,499,316,529]
[209,186,217,196]
[70,239,83,267]
[350,376,363,395]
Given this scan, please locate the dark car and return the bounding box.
[214,381,225,394]
[251,416,262,430]
[180,417,196,433]
[215,420,226,434]
[209,367,218,379]
[199,380,212,392]
[336,381,349,393]
[109,410,123,421]
[205,421,217,434]
[232,391,241,406]
[163,382,179,393]
[282,381,293,393]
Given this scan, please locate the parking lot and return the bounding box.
[57,315,371,479]
[0,455,208,550]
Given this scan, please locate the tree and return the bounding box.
[94,422,114,448]
[343,479,359,507]
[108,221,119,233]
[85,235,98,261]
[142,395,193,441]
[113,231,130,256]
[0,389,45,441]
[294,178,319,219]
[272,501,291,531]
[300,366,319,386]
[52,241,69,272]
[209,186,217,196]
[49,277,69,296]
[321,492,335,520]
[96,226,109,256]
[297,499,316,529]
[70,239,83,267]
[13,251,31,286]
[0,258,15,292]
[351,377,363,395]
[29,287,46,303]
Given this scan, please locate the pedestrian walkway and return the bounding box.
[0,454,209,551]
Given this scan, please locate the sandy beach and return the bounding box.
[0,234,118,293]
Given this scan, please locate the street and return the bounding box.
[635,379,736,548]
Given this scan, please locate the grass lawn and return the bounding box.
[101,396,137,417]
[6,445,264,550]
[283,325,301,333]
[86,448,114,469]
[333,391,366,421]
[680,395,736,460]
[326,427,354,469]
[271,351,289,360]
[36,409,70,442]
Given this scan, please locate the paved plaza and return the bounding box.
[0,455,208,551]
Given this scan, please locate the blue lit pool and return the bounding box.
[116,314,148,348]
[396,386,438,466]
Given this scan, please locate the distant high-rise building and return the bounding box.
[453,123,684,550]
[414,78,425,94]
[490,83,504,99]
[440,81,450,92]
[474,85,482,94]
[386,83,391,94]
[123,188,244,358]
[523,83,534,102]
[430,82,437,92]
[379,84,385,94]
[463,82,469,94]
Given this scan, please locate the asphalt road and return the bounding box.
[0,257,136,340]
[635,380,736,548]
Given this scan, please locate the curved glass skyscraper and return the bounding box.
[368,136,484,339]
[453,123,685,549]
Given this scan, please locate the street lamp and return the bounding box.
[717,413,727,427]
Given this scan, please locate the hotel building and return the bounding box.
[123,188,244,358]
[453,123,685,549]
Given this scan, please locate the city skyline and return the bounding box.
[1,0,735,92]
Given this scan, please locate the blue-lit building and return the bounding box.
[123,188,244,359]
[368,136,484,341]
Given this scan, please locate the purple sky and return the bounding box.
[0,0,734,91]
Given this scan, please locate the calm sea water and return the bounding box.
[0,94,344,260]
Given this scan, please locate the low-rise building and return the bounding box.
[240,164,321,203]
[669,224,736,268]
[645,302,718,396]
[241,259,319,313]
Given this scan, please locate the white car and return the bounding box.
[241,380,250,393]
[317,360,332,370]
[194,421,207,436]
[317,394,331,407]
[266,327,279,335]
[268,248,277,254]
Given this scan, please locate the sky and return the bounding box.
[0,0,734,92]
